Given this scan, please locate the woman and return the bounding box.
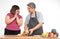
[4,5,23,35]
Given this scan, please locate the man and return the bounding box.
[24,2,44,36]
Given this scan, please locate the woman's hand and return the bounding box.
[14,12,18,18]
[16,16,23,26]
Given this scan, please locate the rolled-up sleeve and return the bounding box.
[25,15,30,25]
[38,13,44,24]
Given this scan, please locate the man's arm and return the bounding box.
[32,23,42,31]
[24,15,29,31]
[24,24,28,31]
[29,23,42,35]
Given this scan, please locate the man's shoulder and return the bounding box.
[26,14,30,18]
[27,14,30,17]
[36,11,42,16]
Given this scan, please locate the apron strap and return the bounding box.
[35,12,37,19]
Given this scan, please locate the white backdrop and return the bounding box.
[0,0,60,38]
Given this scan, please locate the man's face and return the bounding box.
[27,6,33,13]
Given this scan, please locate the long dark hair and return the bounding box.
[10,5,20,15]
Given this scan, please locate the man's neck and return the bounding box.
[31,11,36,14]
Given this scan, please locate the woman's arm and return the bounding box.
[5,15,16,24]
[16,16,23,26]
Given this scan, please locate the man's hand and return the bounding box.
[29,29,34,35]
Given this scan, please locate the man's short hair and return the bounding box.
[27,2,36,9]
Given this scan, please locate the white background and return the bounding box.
[0,0,60,38]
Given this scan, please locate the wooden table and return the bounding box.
[0,35,59,39]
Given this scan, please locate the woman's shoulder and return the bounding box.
[6,13,12,16]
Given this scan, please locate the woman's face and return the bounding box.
[15,9,20,15]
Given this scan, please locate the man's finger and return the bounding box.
[30,31,32,35]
